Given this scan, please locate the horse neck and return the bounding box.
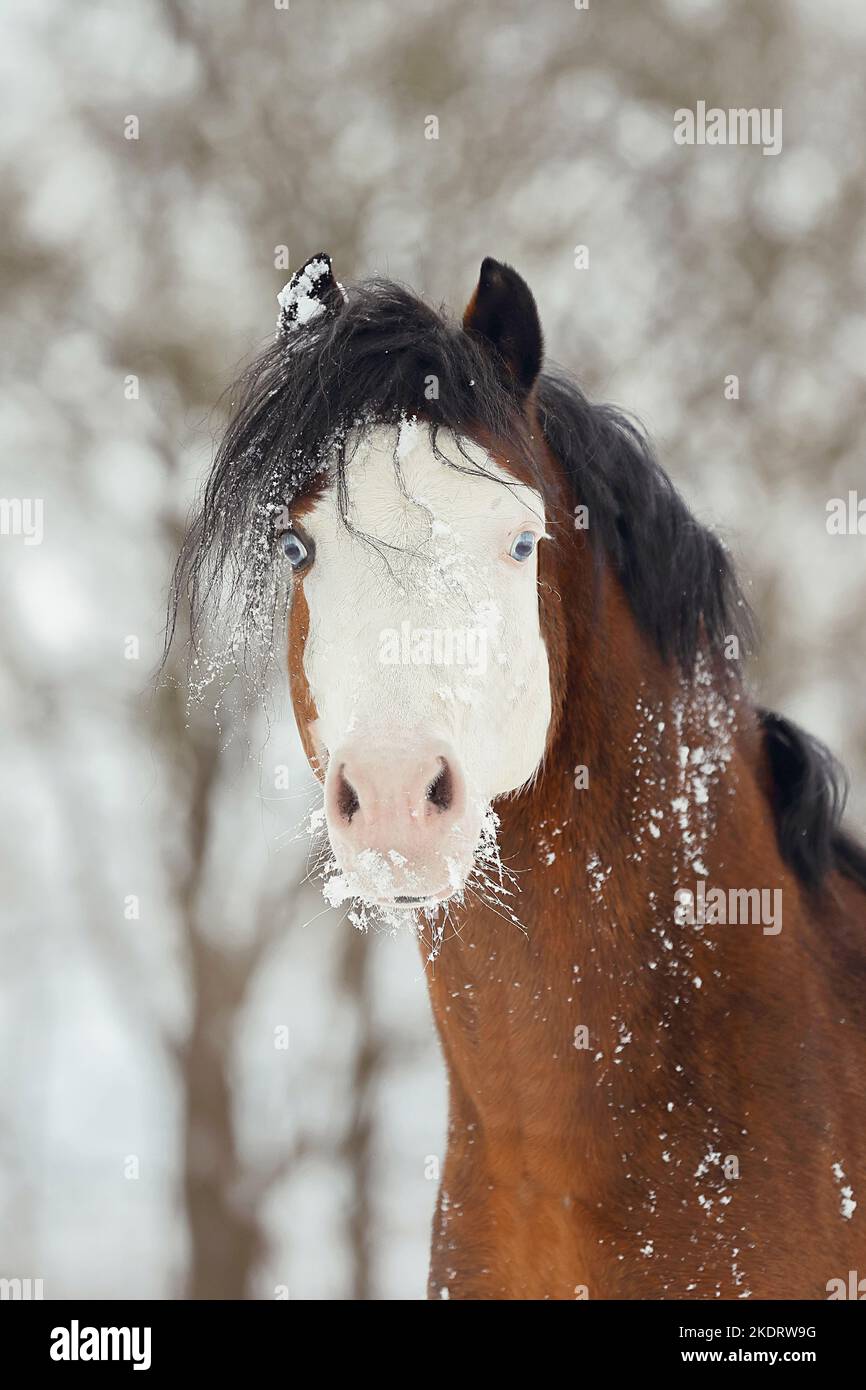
[422,567,782,1192]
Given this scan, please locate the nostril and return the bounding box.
[336,766,360,823]
[425,758,453,813]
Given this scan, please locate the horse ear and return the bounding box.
[463,257,543,393]
[276,252,346,338]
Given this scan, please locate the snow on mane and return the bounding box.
[276,256,333,334]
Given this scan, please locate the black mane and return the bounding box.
[170,278,750,664]
[169,280,531,657]
[534,371,752,669]
[169,274,864,894]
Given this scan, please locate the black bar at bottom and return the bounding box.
[0,1297,858,1375]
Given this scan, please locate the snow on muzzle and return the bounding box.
[323,734,482,904]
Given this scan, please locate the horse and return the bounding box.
[172,252,866,1300]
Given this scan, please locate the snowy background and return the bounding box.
[1,0,864,1299]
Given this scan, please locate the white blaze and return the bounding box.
[298,423,552,899]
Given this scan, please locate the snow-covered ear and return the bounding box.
[463,257,543,394]
[276,253,346,338]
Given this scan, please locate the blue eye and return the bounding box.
[509,530,537,562]
[280,529,310,569]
